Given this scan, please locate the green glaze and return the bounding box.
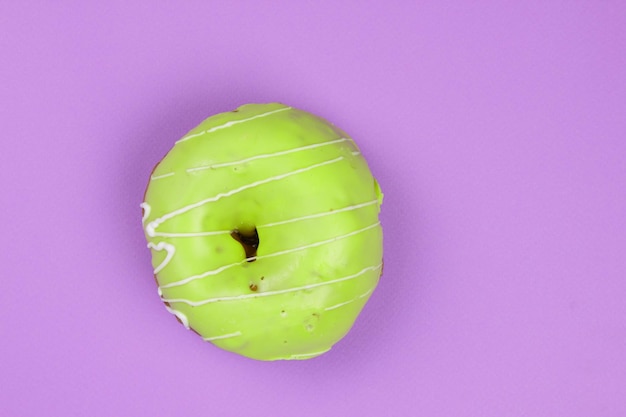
[142,103,383,361]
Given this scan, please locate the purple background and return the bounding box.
[2,1,625,416]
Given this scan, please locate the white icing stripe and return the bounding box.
[249,222,380,262]
[176,106,292,144]
[151,229,231,238]
[323,300,355,311]
[161,264,382,306]
[140,202,151,224]
[151,172,175,180]
[359,288,374,298]
[203,331,242,341]
[288,348,331,359]
[324,288,374,311]
[147,242,176,274]
[165,306,190,329]
[160,258,241,288]
[146,156,344,237]
[351,151,361,156]
[260,200,378,228]
[177,131,204,141]
[186,138,351,172]
[151,200,378,238]
[160,222,380,289]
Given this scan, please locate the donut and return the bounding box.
[141,103,383,361]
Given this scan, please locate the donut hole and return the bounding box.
[230,227,259,262]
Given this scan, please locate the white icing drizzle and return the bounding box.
[145,156,344,237]
[161,263,382,306]
[203,331,242,341]
[143,136,379,313]
[140,202,151,224]
[147,242,176,274]
[151,172,175,180]
[151,200,378,238]
[351,151,361,156]
[186,138,351,172]
[160,222,380,289]
[288,348,331,359]
[176,106,292,144]
[324,288,374,311]
[164,305,190,329]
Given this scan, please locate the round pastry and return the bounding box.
[141,103,383,361]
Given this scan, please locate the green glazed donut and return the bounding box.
[141,103,383,361]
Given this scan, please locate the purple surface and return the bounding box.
[1,1,625,416]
